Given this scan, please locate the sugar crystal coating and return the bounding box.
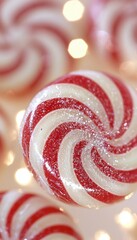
[21,70,137,208]
[0,190,82,240]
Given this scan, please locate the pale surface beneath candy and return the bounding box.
[1,0,137,239]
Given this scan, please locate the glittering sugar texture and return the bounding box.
[0,190,82,240]
[0,0,75,94]
[21,70,137,208]
[89,0,137,63]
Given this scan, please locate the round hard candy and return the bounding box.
[0,0,78,95]
[20,70,137,208]
[89,0,137,74]
[0,190,82,240]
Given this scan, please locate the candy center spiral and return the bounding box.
[21,71,137,207]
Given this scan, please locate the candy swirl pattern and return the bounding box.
[0,190,82,240]
[90,0,137,64]
[0,0,74,94]
[21,71,137,208]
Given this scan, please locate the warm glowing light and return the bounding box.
[68,39,88,58]
[59,207,64,212]
[11,129,17,141]
[63,0,84,21]
[94,231,111,240]
[4,151,14,166]
[15,168,33,186]
[125,192,134,200]
[16,110,25,129]
[115,209,136,229]
[120,61,137,78]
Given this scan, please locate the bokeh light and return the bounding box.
[120,61,137,78]
[115,208,136,229]
[4,151,14,166]
[63,0,84,21]
[94,230,111,240]
[68,38,88,58]
[16,110,25,130]
[15,167,33,186]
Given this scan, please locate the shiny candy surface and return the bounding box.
[0,0,75,95]
[0,190,82,240]
[21,71,137,208]
[89,0,137,64]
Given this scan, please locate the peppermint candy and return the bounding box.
[0,190,82,240]
[21,71,137,208]
[89,0,137,65]
[0,0,76,95]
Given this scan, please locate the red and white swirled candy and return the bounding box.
[0,190,82,240]
[0,0,75,95]
[89,0,137,64]
[21,70,137,208]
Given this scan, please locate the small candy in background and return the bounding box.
[20,70,137,208]
[88,0,137,80]
[0,190,83,240]
[0,0,86,98]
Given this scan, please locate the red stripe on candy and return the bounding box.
[22,97,104,160]
[104,135,137,154]
[22,113,38,182]
[6,193,35,237]
[12,1,60,24]
[92,147,137,183]
[54,74,115,129]
[0,191,6,202]
[23,41,49,91]
[29,225,82,240]
[43,122,91,204]
[0,51,25,75]
[30,24,70,47]
[30,24,73,69]
[110,8,137,62]
[0,135,4,157]
[30,98,106,133]
[104,73,133,139]
[19,206,63,240]
[73,141,124,204]
[22,113,32,161]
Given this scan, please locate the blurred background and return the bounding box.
[0,0,137,239]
